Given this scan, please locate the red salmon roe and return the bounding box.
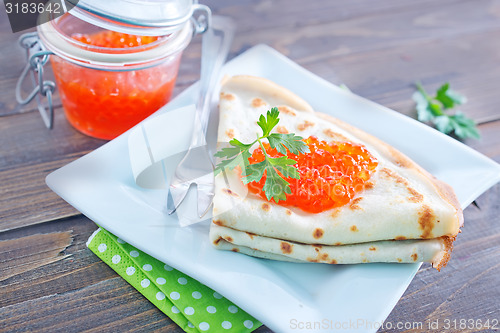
[247,136,378,213]
[50,30,179,139]
[72,31,160,48]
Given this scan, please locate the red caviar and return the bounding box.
[247,136,378,213]
[72,31,160,48]
[50,30,180,140]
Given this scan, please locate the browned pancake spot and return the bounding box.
[349,197,363,210]
[369,246,377,251]
[225,129,235,139]
[381,168,406,184]
[418,204,435,238]
[330,208,341,219]
[380,168,426,203]
[280,242,293,254]
[277,125,289,134]
[320,253,329,261]
[362,259,369,263]
[314,247,320,253]
[213,237,223,245]
[220,92,235,100]
[231,248,240,252]
[323,128,350,141]
[313,228,324,239]
[350,225,359,232]
[334,242,342,246]
[307,258,319,263]
[297,120,314,131]
[246,232,255,239]
[213,220,224,226]
[251,98,266,107]
[222,188,238,197]
[285,209,292,216]
[408,187,423,203]
[278,105,296,116]
[224,236,233,243]
[330,259,338,264]
[411,253,418,261]
[261,203,271,212]
[395,236,406,240]
[397,258,403,263]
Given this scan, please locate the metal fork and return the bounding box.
[166,15,235,217]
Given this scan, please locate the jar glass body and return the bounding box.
[38,13,192,140]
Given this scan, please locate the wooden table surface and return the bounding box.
[1,0,500,332]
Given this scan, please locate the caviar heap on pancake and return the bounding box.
[247,136,378,213]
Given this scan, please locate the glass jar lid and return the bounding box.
[66,0,198,35]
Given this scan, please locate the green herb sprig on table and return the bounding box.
[214,107,309,203]
[413,82,480,140]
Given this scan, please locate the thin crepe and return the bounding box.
[210,75,463,270]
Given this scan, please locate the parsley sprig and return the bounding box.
[413,82,480,140]
[214,107,309,203]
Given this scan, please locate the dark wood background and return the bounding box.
[1,0,500,332]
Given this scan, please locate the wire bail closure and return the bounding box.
[191,4,212,35]
[16,32,56,129]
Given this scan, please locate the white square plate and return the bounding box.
[46,45,500,333]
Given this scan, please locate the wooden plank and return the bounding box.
[303,28,500,124]
[0,231,72,282]
[0,217,113,308]
[0,155,83,232]
[0,277,175,332]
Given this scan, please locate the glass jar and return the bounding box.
[19,0,210,139]
[38,14,193,139]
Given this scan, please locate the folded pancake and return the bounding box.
[210,75,463,270]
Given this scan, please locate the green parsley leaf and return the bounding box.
[268,133,310,155]
[261,166,292,203]
[214,108,308,203]
[413,82,480,140]
[435,83,467,109]
[257,107,280,137]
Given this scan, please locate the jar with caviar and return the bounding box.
[18,0,210,140]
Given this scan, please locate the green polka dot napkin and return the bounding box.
[87,227,261,332]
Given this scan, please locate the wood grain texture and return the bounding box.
[1,0,500,332]
[0,231,72,282]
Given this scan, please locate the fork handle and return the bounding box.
[192,15,235,147]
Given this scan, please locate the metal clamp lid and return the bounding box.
[16,32,55,129]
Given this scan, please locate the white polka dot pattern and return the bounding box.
[87,228,260,333]
[126,267,135,276]
[199,322,210,331]
[111,255,121,264]
[156,292,165,300]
